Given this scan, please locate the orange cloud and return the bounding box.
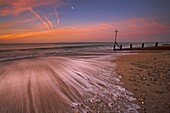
[0,23,114,43]
[0,17,170,43]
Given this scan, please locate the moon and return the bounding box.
[71,6,74,10]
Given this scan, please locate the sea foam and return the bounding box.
[0,55,140,113]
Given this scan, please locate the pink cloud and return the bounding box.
[29,7,51,31]
[114,17,170,36]
[0,0,60,16]
[0,0,61,36]
[0,17,170,43]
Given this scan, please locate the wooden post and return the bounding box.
[130,44,132,49]
[113,29,119,51]
[120,45,122,50]
[142,43,144,48]
[113,29,119,48]
[155,42,158,47]
[113,44,116,50]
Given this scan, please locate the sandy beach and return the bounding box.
[114,51,170,113]
[0,0,169,112]
[0,43,170,113]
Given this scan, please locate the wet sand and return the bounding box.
[114,51,170,113]
[0,55,139,113]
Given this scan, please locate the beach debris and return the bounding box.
[141,101,145,104]
[108,103,114,107]
[142,93,146,96]
[142,77,146,80]
[138,98,144,102]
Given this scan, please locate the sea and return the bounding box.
[0,42,167,113]
[0,42,166,62]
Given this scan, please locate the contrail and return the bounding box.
[44,16,53,30]
[29,7,50,31]
[54,7,60,26]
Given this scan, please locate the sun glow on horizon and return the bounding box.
[0,0,170,43]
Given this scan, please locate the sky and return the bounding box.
[0,0,170,43]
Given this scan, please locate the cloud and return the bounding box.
[29,7,51,31]
[119,17,170,35]
[0,0,60,16]
[0,17,170,43]
[54,7,60,26]
[44,16,53,30]
[0,0,62,34]
[0,23,113,42]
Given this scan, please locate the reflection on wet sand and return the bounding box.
[0,56,140,113]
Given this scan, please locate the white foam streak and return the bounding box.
[0,56,140,113]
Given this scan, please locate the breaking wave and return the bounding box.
[0,56,140,113]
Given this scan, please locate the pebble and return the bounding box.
[138,98,144,101]
[141,101,145,104]
[143,77,146,80]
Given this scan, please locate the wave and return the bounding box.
[0,43,113,62]
[0,56,140,113]
[0,42,112,51]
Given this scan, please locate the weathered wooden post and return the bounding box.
[120,45,122,50]
[114,29,118,46]
[155,42,158,47]
[142,43,144,48]
[130,44,132,49]
[113,45,116,50]
[113,29,119,51]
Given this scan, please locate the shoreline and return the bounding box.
[114,51,170,113]
[0,48,170,112]
[0,54,140,113]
